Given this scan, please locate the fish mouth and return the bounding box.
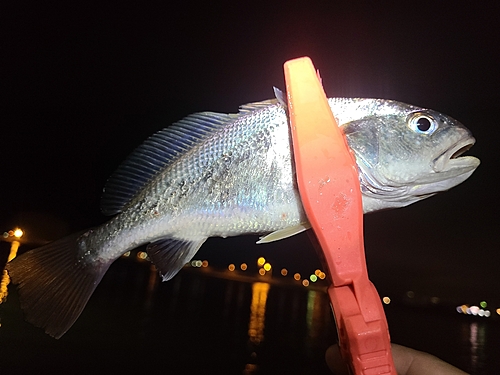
[432,137,480,175]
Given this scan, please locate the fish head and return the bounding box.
[342,101,480,213]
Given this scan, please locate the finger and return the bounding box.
[325,344,349,375]
[325,344,468,375]
[391,344,468,375]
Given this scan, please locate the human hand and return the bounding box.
[325,343,468,375]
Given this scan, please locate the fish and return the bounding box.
[6,88,480,338]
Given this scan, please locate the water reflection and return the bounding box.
[248,282,269,345]
[2,259,497,374]
[144,264,158,311]
[243,282,270,374]
[461,320,488,374]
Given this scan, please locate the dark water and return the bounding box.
[0,258,498,374]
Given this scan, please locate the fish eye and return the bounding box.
[408,113,437,135]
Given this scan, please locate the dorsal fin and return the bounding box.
[273,86,287,106]
[101,112,235,215]
[237,99,279,114]
[101,99,278,216]
[237,88,284,114]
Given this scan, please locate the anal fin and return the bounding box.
[147,237,207,281]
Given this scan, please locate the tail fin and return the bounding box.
[6,231,111,338]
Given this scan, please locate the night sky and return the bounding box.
[1,2,499,301]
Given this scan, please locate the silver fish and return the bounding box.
[7,89,479,338]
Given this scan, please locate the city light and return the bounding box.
[190,260,204,267]
[240,263,247,271]
[382,296,391,304]
[3,228,24,240]
[293,273,301,281]
[137,251,148,260]
[228,264,235,271]
[456,304,491,318]
[280,268,288,276]
[318,272,326,280]
[309,274,317,282]
[302,280,309,287]
[480,301,487,308]
[258,268,265,276]
[257,257,265,266]
[263,263,271,272]
[430,297,440,304]
[497,308,500,316]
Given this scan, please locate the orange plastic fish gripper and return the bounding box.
[284,57,396,375]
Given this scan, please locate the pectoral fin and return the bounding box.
[256,222,311,244]
[147,237,207,281]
